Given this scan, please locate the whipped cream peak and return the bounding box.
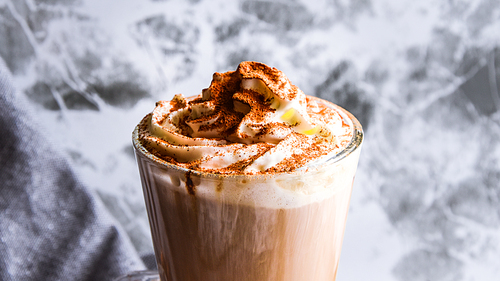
[138,61,353,174]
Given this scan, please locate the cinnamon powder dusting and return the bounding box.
[137,61,354,175]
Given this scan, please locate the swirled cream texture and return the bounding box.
[137,61,353,174]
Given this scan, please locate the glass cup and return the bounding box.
[132,98,363,281]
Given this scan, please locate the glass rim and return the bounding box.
[132,97,363,179]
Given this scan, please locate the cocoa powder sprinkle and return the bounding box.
[137,61,354,175]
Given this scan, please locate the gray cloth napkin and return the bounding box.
[0,59,147,280]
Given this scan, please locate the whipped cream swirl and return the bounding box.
[137,61,352,174]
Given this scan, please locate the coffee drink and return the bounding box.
[133,61,363,280]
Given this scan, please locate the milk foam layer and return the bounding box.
[137,61,353,175]
[134,146,361,208]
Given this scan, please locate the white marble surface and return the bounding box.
[2,0,500,280]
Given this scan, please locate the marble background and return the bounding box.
[2,0,500,280]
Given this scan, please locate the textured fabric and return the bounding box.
[0,59,146,280]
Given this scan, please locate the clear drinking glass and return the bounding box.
[132,98,363,281]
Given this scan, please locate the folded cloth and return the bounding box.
[0,59,146,280]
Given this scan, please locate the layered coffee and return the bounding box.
[133,61,363,281]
